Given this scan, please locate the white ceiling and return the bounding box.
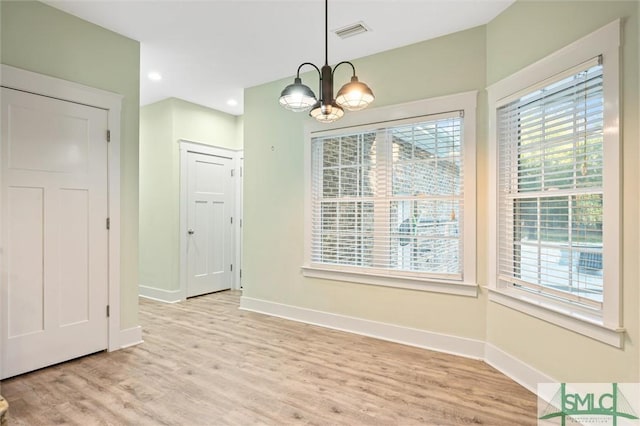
[45,0,514,116]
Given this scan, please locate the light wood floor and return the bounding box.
[1,291,537,425]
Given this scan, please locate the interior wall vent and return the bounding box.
[334,22,370,39]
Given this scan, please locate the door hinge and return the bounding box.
[107,130,111,142]
[106,217,110,230]
[106,305,110,317]
[230,264,233,272]
[240,167,243,178]
[231,169,235,177]
[240,218,242,228]
[240,269,242,279]
[230,217,233,225]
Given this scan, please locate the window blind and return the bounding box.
[497,58,604,308]
[310,113,464,280]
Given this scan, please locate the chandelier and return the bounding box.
[278,0,374,123]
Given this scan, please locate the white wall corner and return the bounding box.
[139,285,183,303]
[484,343,556,394]
[119,326,143,349]
[239,296,485,360]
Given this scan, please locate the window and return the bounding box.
[304,92,477,296]
[497,59,604,308]
[488,20,622,346]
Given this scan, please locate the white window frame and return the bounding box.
[487,20,623,347]
[303,91,477,297]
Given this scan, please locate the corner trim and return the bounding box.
[239,296,484,360]
[118,326,143,350]
[485,343,556,394]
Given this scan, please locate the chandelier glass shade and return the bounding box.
[335,76,375,111]
[309,100,344,123]
[278,77,317,112]
[278,0,374,123]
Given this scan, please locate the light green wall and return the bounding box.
[172,98,241,150]
[244,26,489,340]
[139,99,178,293]
[244,1,639,383]
[1,1,141,330]
[139,98,241,294]
[235,115,244,152]
[485,0,639,382]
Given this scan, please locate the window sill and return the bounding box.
[488,287,624,348]
[301,266,478,297]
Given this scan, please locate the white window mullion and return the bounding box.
[336,138,343,264]
[372,128,390,270]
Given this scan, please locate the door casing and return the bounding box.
[0,65,123,378]
[179,140,242,300]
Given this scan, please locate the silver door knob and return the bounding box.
[188,228,195,235]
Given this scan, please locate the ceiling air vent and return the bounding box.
[334,21,370,39]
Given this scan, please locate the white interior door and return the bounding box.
[186,151,233,297]
[1,88,109,379]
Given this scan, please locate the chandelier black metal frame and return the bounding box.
[278,0,374,123]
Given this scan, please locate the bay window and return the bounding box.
[488,20,622,346]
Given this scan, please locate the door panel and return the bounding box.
[7,103,89,173]
[187,152,232,297]
[58,188,90,326]
[7,186,45,338]
[209,201,225,273]
[1,88,109,379]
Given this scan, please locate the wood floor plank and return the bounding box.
[1,290,537,425]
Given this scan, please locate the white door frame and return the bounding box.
[179,140,242,300]
[0,65,123,362]
[235,152,244,288]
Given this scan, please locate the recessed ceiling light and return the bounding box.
[147,71,162,81]
[227,99,238,106]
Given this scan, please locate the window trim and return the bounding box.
[487,19,623,346]
[303,91,477,296]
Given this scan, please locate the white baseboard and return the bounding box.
[139,285,182,303]
[485,343,556,393]
[119,325,143,349]
[239,296,485,360]
[240,296,557,393]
